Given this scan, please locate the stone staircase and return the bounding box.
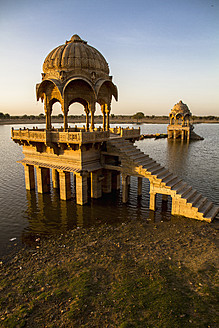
[108,138,219,222]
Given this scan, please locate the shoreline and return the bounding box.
[1,118,219,126]
[0,217,218,327]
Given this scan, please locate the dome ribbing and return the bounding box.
[43,35,109,76]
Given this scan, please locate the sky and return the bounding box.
[0,0,218,116]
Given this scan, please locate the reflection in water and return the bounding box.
[20,176,172,248]
[166,139,190,177]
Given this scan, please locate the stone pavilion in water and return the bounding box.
[11,34,218,222]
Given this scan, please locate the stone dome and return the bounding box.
[170,100,191,116]
[42,34,109,76]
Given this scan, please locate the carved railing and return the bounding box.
[11,129,47,142]
[11,128,110,144]
[167,124,191,130]
[110,127,140,138]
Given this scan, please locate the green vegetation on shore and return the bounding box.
[0,218,218,328]
[0,111,219,124]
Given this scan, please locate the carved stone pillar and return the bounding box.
[76,172,88,205]
[89,102,95,131]
[149,181,156,210]
[85,108,89,131]
[122,174,129,203]
[52,169,59,189]
[149,192,156,211]
[101,104,106,131]
[106,103,111,131]
[62,101,68,131]
[170,116,173,125]
[36,166,50,193]
[91,170,102,198]
[187,130,190,141]
[44,96,51,130]
[23,164,35,190]
[59,171,71,200]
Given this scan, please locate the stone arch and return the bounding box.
[36,79,62,102]
[169,113,174,125]
[68,97,90,130]
[175,113,183,125]
[96,80,118,102]
[183,114,190,126]
[96,80,118,131]
[49,99,63,126]
[63,78,96,131]
[63,77,96,100]
[49,98,61,110]
[36,80,63,130]
[68,97,88,108]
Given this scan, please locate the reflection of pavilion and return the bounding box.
[167,100,193,140]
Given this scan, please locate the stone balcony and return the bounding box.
[11,126,140,145]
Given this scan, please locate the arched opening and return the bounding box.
[94,103,102,129]
[51,101,62,127]
[68,101,87,129]
[184,114,190,126]
[64,79,96,106]
[176,114,182,125]
[170,115,174,125]
[63,79,96,131]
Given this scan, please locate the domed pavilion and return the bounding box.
[11,36,216,221]
[36,34,118,131]
[167,100,193,140]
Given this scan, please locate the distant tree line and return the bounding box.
[0,112,11,119]
[191,115,218,120]
[0,112,218,121]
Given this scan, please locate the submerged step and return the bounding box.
[181,186,193,197]
[190,193,202,206]
[157,169,171,179]
[200,201,213,216]
[137,158,153,166]
[184,189,197,201]
[152,166,165,176]
[150,164,162,174]
[143,162,158,170]
[163,174,178,184]
[130,153,147,159]
[125,148,141,154]
[170,178,183,188]
[204,205,219,220]
[195,197,208,210]
[175,182,188,193]
[167,177,182,188]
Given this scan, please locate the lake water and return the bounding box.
[0,123,218,257]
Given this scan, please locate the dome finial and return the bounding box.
[71,34,81,42]
[66,34,87,44]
